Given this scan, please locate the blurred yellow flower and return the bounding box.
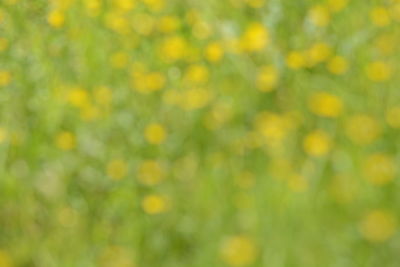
[67,87,89,108]
[107,159,128,180]
[47,10,65,28]
[144,123,167,145]
[110,52,129,69]
[0,127,7,144]
[184,64,209,84]
[309,5,330,27]
[220,235,258,266]
[327,0,348,12]
[286,51,306,69]
[142,0,165,12]
[370,7,391,27]
[205,41,224,63]
[345,115,381,145]
[94,86,112,106]
[0,38,8,52]
[137,160,164,186]
[142,194,169,214]
[308,92,343,118]
[179,88,213,110]
[365,61,392,82]
[363,153,396,186]
[240,22,269,52]
[113,0,136,11]
[256,65,278,92]
[99,246,135,267]
[386,106,400,128]
[0,70,11,87]
[55,131,76,151]
[307,42,332,66]
[360,210,397,243]
[158,16,180,33]
[159,36,187,62]
[327,56,349,75]
[303,130,332,157]
[0,250,13,267]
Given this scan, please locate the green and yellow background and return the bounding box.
[0,0,400,266]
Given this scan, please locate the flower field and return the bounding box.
[1,0,400,266]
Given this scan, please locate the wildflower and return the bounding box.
[327,56,349,75]
[0,70,11,87]
[309,5,330,27]
[365,61,392,82]
[240,23,269,52]
[0,250,13,267]
[386,106,400,128]
[107,159,128,180]
[144,123,167,145]
[370,7,391,27]
[137,160,164,186]
[67,87,89,108]
[159,36,187,62]
[360,210,397,243]
[303,130,332,157]
[47,10,65,28]
[179,88,213,110]
[256,65,279,92]
[142,194,169,214]
[184,64,209,84]
[286,51,306,69]
[205,41,224,63]
[307,42,332,66]
[55,131,76,151]
[345,115,381,145]
[0,38,8,52]
[220,235,258,266]
[158,16,180,33]
[363,153,396,185]
[308,92,343,118]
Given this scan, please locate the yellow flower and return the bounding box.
[159,36,187,62]
[55,131,76,151]
[365,61,392,82]
[0,127,7,144]
[345,115,381,145]
[256,65,279,92]
[0,70,11,87]
[327,56,348,75]
[184,64,209,84]
[327,0,348,12]
[308,92,343,118]
[137,160,164,186]
[286,51,306,69]
[142,0,165,12]
[158,16,180,33]
[113,0,136,11]
[110,52,129,69]
[245,0,265,8]
[144,123,167,145]
[107,159,128,180]
[307,42,332,66]
[240,22,269,52]
[0,38,8,52]
[363,153,396,186]
[205,41,224,63]
[67,87,89,108]
[360,210,397,243]
[386,106,400,128]
[309,5,330,27]
[47,10,65,28]
[179,88,213,110]
[142,194,169,214]
[254,112,291,147]
[303,130,332,157]
[370,7,391,27]
[0,250,13,267]
[220,235,258,266]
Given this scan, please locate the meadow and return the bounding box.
[1,0,400,266]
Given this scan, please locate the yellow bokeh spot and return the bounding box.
[107,159,128,180]
[308,92,343,118]
[327,56,348,75]
[47,10,65,28]
[220,235,258,267]
[0,70,11,87]
[345,115,381,145]
[327,0,348,12]
[240,22,269,52]
[205,42,224,63]
[307,42,332,66]
[370,7,391,27]
[360,210,397,243]
[142,194,169,214]
[365,61,392,82]
[184,64,209,85]
[144,123,167,145]
[286,51,306,70]
[256,65,278,92]
[0,250,13,267]
[137,160,164,186]
[55,131,76,151]
[110,52,129,69]
[67,87,89,108]
[363,153,396,186]
[159,36,187,62]
[386,106,400,128]
[179,88,213,110]
[0,38,8,52]
[309,5,330,27]
[303,130,332,157]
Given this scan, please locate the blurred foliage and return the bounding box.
[1,0,400,266]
